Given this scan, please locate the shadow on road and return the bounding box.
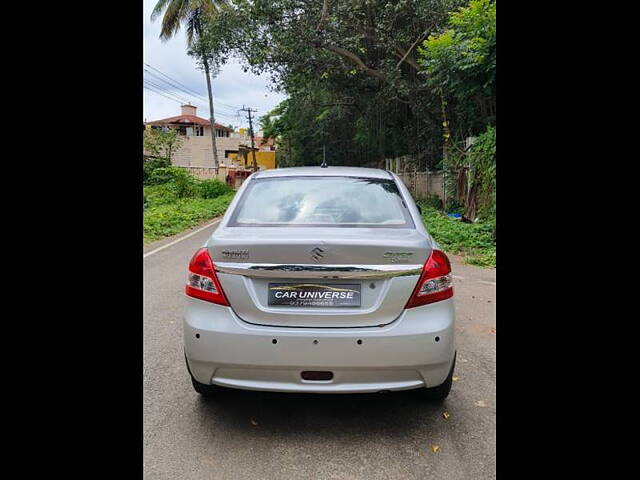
[193,388,451,439]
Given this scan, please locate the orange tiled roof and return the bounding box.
[145,114,232,131]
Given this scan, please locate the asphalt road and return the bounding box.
[143,219,496,480]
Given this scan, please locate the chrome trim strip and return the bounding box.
[215,262,423,279]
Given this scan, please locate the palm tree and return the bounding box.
[151,0,225,168]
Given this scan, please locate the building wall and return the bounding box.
[228,151,276,170]
[171,134,252,167]
[395,171,445,201]
[144,123,271,167]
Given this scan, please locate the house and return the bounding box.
[145,104,232,138]
[228,144,276,170]
[254,135,276,151]
[224,129,277,169]
[145,104,263,168]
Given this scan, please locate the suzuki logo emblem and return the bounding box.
[310,247,325,262]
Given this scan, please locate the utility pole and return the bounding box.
[240,105,258,172]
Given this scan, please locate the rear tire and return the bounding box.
[185,350,222,397]
[420,352,456,402]
[191,377,223,397]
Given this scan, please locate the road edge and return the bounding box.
[143,216,223,257]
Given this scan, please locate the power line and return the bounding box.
[144,62,243,111]
[143,72,240,118]
[143,79,193,104]
[143,68,235,113]
[210,97,244,111]
[144,82,238,124]
[144,62,209,101]
[143,86,244,126]
[143,85,191,106]
[143,65,247,126]
[143,69,208,104]
[143,84,212,118]
[144,68,192,94]
[143,77,207,110]
[143,82,191,105]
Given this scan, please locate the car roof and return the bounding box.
[253,166,394,180]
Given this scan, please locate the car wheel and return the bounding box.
[420,352,456,402]
[185,350,222,397]
[190,376,223,397]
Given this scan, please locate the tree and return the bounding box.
[151,0,228,168]
[143,127,184,163]
[417,0,496,219]
[143,128,184,184]
[236,0,467,168]
[194,0,492,171]
[418,0,496,133]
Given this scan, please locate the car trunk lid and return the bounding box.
[209,227,429,328]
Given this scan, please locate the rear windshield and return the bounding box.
[229,176,414,228]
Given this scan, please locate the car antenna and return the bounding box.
[320,145,328,168]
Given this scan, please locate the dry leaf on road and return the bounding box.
[452,376,459,382]
[431,445,440,453]
[442,412,450,419]
[475,400,488,408]
[250,418,258,426]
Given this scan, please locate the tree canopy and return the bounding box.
[197,0,495,170]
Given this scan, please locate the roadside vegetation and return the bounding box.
[143,163,234,244]
[192,0,495,170]
[418,198,495,268]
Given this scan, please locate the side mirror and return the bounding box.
[416,204,423,215]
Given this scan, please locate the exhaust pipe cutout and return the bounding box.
[301,371,334,381]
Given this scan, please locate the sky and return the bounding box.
[143,0,287,130]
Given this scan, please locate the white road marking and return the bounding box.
[143,219,222,259]
[478,280,496,286]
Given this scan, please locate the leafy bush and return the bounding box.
[143,128,183,166]
[418,202,495,268]
[422,194,443,210]
[168,169,200,198]
[143,168,237,244]
[144,184,179,208]
[143,156,171,184]
[198,178,233,198]
[468,126,496,222]
[147,166,184,185]
[146,169,233,201]
[144,192,235,243]
[465,249,496,268]
[147,167,200,198]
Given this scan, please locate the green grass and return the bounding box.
[417,203,496,268]
[144,190,235,244]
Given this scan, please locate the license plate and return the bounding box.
[268,283,361,307]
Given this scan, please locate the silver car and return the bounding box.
[183,167,456,400]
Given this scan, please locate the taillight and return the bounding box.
[185,248,229,306]
[405,249,453,308]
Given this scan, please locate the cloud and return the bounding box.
[143,0,287,129]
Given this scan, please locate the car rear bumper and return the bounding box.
[183,297,455,393]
